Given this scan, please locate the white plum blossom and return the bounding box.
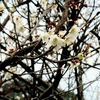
[58,30,66,38]
[58,38,66,47]
[53,38,66,52]
[58,12,63,17]
[46,34,66,52]
[16,23,25,32]
[41,0,47,9]
[21,94,25,98]
[0,88,3,92]
[65,25,80,45]
[4,66,24,80]
[30,12,37,25]
[10,7,16,12]
[41,32,49,43]
[14,18,24,32]
[42,28,55,43]
[7,46,15,55]
[4,67,16,80]
[69,25,80,35]
[10,15,25,33]
[52,4,58,11]
[49,34,59,46]
[41,25,80,52]
[0,4,4,11]
[48,28,55,35]
[65,35,74,45]
[15,96,20,100]
[77,52,84,60]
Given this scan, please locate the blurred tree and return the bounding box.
[0,0,100,100]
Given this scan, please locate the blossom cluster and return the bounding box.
[11,15,25,33]
[41,25,80,52]
[4,66,24,80]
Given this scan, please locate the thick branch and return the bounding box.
[55,0,72,33]
[0,40,41,71]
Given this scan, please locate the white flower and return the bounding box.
[41,0,47,8]
[5,67,16,79]
[4,66,24,80]
[30,12,37,24]
[15,96,20,100]
[48,35,65,52]
[77,53,84,60]
[16,67,24,74]
[56,38,66,49]
[0,88,3,92]
[52,4,58,11]
[49,35,59,46]
[65,25,80,45]
[21,94,25,98]
[9,67,16,72]
[12,15,23,25]
[42,33,49,43]
[58,12,63,16]
[65,35,73,45]
[48,28,55,35]
[10,7,16,12]
[58,31,66,38]
[11,15,25,32]
[45,34,59,50]
[7,46,15,54]
[0,4,4,11]
[4,72,12,80]
[69,25,80,35]
[16,23,25,32]
[7,47,15,54]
